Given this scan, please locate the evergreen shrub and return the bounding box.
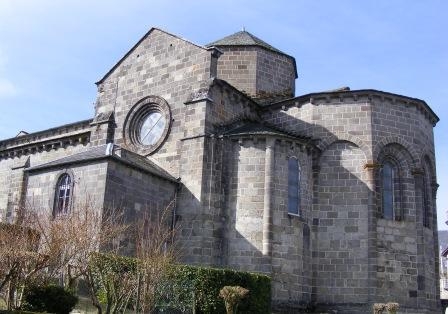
[159,265,271,314]
[22,284,78,314]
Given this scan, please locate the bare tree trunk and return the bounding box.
[135,273,141,314]
[86,271,103,314]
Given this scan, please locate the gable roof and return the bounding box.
[96,27,212,85]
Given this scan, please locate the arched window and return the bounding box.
[54,174,72,216]
[381,160,395,220]
[288,157,301,215]
[422,173,430,228]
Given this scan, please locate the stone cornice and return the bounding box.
[0,131,90,160]
[263,89,439,126]
[0,119,92,150]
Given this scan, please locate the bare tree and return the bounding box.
[0,221,42,310]
[0,195,178,314]
[88,201,179,314]
[0,198,127,312]
[134,200,178,313]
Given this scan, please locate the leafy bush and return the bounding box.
[22,284,78,314]
[89,252,138,312]
[88,253,271,314]
[219,286,249,314]
[159,265,271,314]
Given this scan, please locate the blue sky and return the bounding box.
[0,0,447,228]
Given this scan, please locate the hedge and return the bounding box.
[158,265,271,314]
[90,253,271,314]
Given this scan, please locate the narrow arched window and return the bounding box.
[54,174,72,216]
[288,157,301,215]
[382,161,395,220]
[422,174,430,228]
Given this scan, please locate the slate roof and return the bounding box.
[207,30,298,79]
[27,144,178,183]
[207,30,284,55]
[220,120,313,143]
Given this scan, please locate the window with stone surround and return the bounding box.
[123,95,172,156]
[422,173,430,228]
[380,158,401,220]
[376,143,416,222]
[53,173,72,217]
[381,160,394,219]
[288,157,301,215]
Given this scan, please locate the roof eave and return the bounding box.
[27,152,179,184]
[265,89,439,124]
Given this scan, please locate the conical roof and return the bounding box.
[207,30,285,55]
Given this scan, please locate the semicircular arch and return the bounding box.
[373,136,419,166]
[318,134,371,160]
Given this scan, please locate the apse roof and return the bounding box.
[220,120,313,144]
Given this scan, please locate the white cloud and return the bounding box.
[0,78,17,97]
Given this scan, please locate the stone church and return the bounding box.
[0,27,441,313]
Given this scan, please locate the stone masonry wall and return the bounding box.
[215,46,295,103]
[177,100,209,265]
[95,28,215,177]
[372,98,439,310]
[214,47,258,98]
[271,140,313,304]
[103,159,177,255]
[25,161,108,216]
[225,138,266,272]
[0,142,90,222]
[313,141,370,304]
[255,49,295,102]
[262,96,374,307]
[262,92,439,312]
[205,81,260,132]
[221,136,314,305]
[94,29,218,265]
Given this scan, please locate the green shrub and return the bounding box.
[159,265,271,314]
[22,284,78,314]
[219,286,249,314]
[88,253,271,314]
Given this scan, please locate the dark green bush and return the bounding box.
[89,253,271,314]
[22,284,78,314]
[159,265,271,314]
